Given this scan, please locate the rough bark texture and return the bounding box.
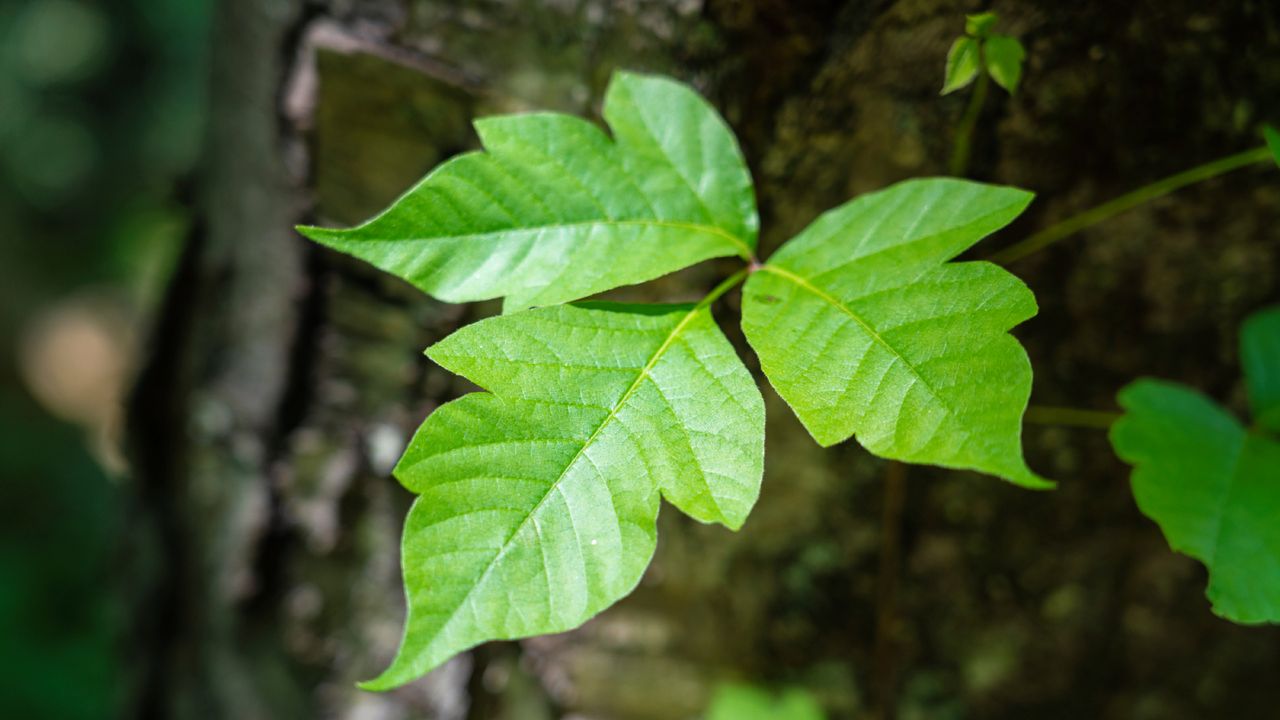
[128,1,1280,719]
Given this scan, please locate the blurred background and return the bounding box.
[0,1,1277,719]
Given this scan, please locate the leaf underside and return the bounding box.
[299,71,758,311]
[1111,379,1280,624]
[741,178,1048,488]
[364,302,764,689]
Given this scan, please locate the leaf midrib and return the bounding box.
[428,304,710,651]
[331,218,754,261]
[759,264,953,415]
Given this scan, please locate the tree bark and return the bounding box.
[128,1,1280,718]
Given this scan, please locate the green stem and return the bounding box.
[990,145,1273,264]
[949,69,989,176]
[1024,405,1121,429]
[698,268,750,309]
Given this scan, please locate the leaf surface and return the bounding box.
[299,72,757,311]
[741,178,1047,487]
[942,37,981,95]
[365,301,765,688]
[1110,379,1280,624]
[985,34,1026,94]
[1244,306,1280,432]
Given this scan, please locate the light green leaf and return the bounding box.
[741,178,1047,488]
[706,684,826,720]
[1265,124,1280,169]
[985,34,1026,94]
[299,71,757,311]
[364,301,765,689]
[942,37,981,95]
[966,12,999,38]
[1110,379,1280,624]
[1242,305,1280,433]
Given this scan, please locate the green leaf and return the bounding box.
[1242,305,1280,433]
[965,12,999,38]
[299,71,758,311]
[364,301,765,689]
[741,178,1048,488]
[706,684,826,720]
[1264,124,1280,169]
[985,34,1026,94]
[942,37,982,95]
[1111,379,1280,624]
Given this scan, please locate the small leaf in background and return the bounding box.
[299,71,758,311]
[1242,306,1280,433]
[364,301,765,689]
[1264,124,1280,169]
[1110,380,1280,624]
[741,178,1048,488]
[985,34,1026,94]
[1111,305,1280,624]
[942,36,981,95]
[706,683,826,720]
[965,11,999,38]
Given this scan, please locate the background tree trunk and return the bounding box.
[128,1,1280,718]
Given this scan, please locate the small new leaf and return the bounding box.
[965,12,998,38]
[366,302,765,689]
[985,34,1026,94]
[299,72,757,311]
[942,37,982,95]
[1111,380,1280,624]
[741,178,1048,488]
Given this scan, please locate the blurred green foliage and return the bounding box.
[0,0,211,717]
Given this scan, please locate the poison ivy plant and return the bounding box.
[1110,306,1280,624]
[705,683,826,720]
[942,11,1026,95]
[301,70,1047,689]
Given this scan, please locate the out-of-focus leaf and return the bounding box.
[965,12,999,38]
[1242,305,1280,433]
[706,684,826,720]
[1111,379,1280,624]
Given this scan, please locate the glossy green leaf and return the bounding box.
[985,34,1026,94]
[741,178,1047,488]
[942,36,981,95]
[299,71,757,311]
[1244,306,1280,432]
[1265,124,1280,169]
[965,12,998,38]
[706,684,826,720]
[1111,379,1280,624]
[365,301,765,689]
